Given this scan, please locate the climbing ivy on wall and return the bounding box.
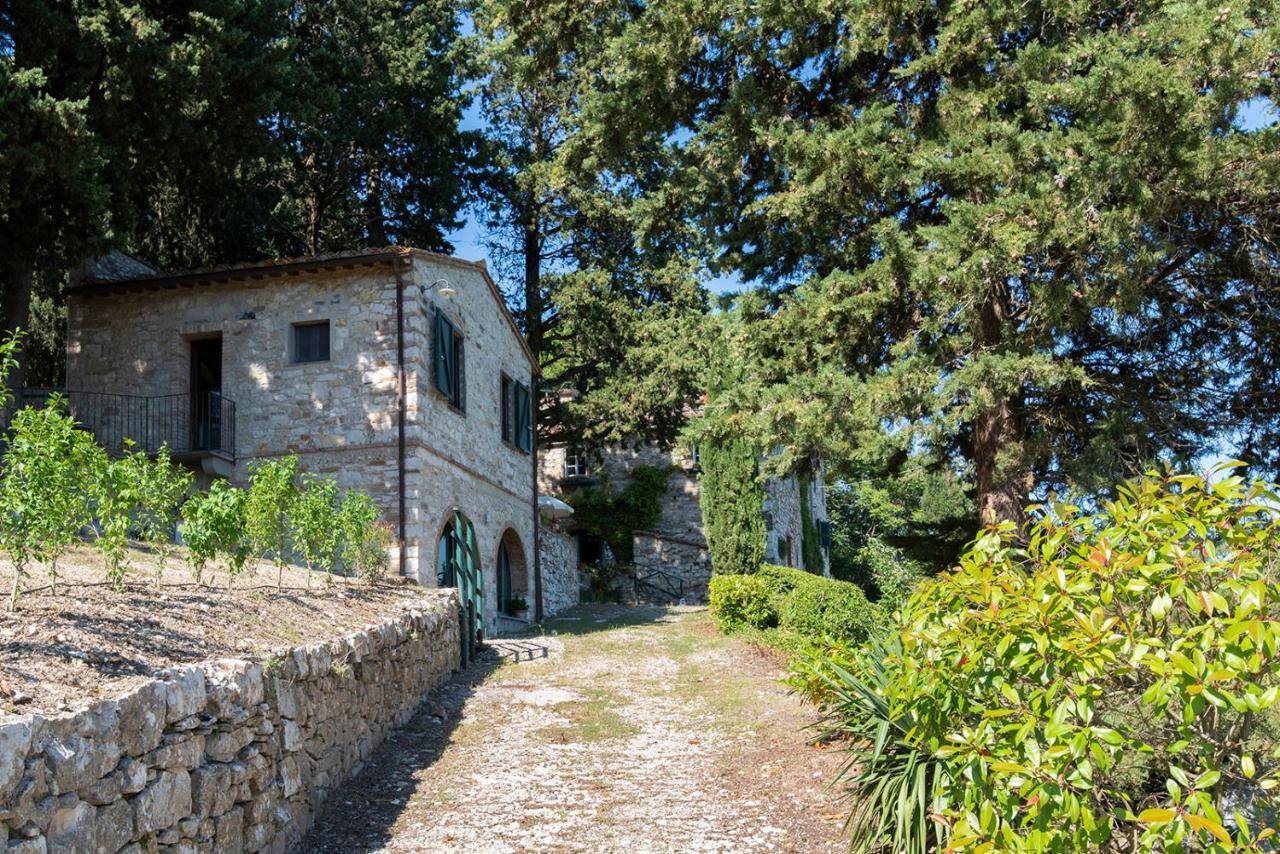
[566,465,673,563]
[799,477,823,575]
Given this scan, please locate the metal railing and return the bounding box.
[5,388,236,459]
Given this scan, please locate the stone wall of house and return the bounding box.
[0,594,459,854]
[538,518,580,618]
[763,472,805,569]
[632,533,711,603]
[66,251,539,632]
[540,439,837,581]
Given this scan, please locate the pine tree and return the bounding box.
[565,0,1280,526]
[471,0,708,448]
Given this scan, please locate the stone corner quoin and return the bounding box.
[0,592,461,854]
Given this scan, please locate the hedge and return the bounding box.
[709,564,883,645]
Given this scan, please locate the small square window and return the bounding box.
[564,447,589,478]
[293,321,330,363]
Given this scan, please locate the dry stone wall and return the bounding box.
[537,519,580,618]
[0,594,459,854]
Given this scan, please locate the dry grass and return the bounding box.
[0,543,444,715]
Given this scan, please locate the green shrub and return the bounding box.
[778,576,881,643]
[857,538,925,612]
[817,468,1280,852]
[719,564,883,646]
[708,573,776,631]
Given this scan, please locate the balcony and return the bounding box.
[6,388,237,471]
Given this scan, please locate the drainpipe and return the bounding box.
[532,391,544,623]
[393,256,408,580]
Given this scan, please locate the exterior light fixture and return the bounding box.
[434,278,457,298]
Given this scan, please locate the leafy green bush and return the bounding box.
[181,480,250,587]
[813,468,1280,852]
[244,455,300,589]
[778,576,882,643]
[708,573,776,631]
[291,473,342,587]
[337,490,389,583]
[1,399,101,602]
[857,538,925,612]
[128,444,193,587]
[712,564,882,645]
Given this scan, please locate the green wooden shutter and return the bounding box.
[433,308,454,399]
[514,381,532,453]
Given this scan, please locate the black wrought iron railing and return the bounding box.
[4,388,236,460]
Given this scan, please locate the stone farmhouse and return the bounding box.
[57,247,576,638]
[539,433,831,602]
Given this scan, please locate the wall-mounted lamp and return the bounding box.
[433,278,457,298]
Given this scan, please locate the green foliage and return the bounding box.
[828,476,972,585]
[562,0,1280,526]
[759,565,883,645]
[244,455,299,589]
[181,481,250,587]
[290,474,342,587]
[127,445,194,586]
[790,634,943,854]
[1,399,101,601]
[89,445,144,589]
[700,431,766,575]
[778,580,881,645]
[815,468,1280,851]
[564,464,672,562]
[337,491,388,584]
[472,0,707,448]
[697,318,768,574]
[856,539,927,615]
[798,478,823,575]
[708,574,776,632]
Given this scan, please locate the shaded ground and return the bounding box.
[308,605,848,853]
[0,544,441,715]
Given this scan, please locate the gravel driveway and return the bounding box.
[305,606,848,853]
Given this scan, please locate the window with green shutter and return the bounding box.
[433,307,464,411]
[513,380,532,453]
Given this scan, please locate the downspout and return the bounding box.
[532,389,544,623]
[393,256,408,580]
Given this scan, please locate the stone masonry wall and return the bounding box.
[0,594,459,854]
[633,533,711,603]
[538,518,580,618]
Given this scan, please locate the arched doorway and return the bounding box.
[437,511,482,664]
[495,529,529,616]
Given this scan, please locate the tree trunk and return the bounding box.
[364,165,387,246]
[522,209,542,357]
[973,284,1031,528]
[2,265,33,394]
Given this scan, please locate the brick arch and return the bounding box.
[434,509,476,589]
[496,527,529,612]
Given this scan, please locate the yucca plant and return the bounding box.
[798,634,945,854]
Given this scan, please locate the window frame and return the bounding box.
[563,446,590,478]
[500,374,514,445]
[433,306,466,412]
[291,320,331,364]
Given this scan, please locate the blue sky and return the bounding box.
[446,97,1278,296]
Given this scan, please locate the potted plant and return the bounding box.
[505,596,529,620]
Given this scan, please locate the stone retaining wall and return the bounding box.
[0,593,460,853]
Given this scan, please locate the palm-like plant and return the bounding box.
[804,635,944,854]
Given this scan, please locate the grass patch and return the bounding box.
[539,688,640,743]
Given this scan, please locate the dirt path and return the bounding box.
[306,606,849,853]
